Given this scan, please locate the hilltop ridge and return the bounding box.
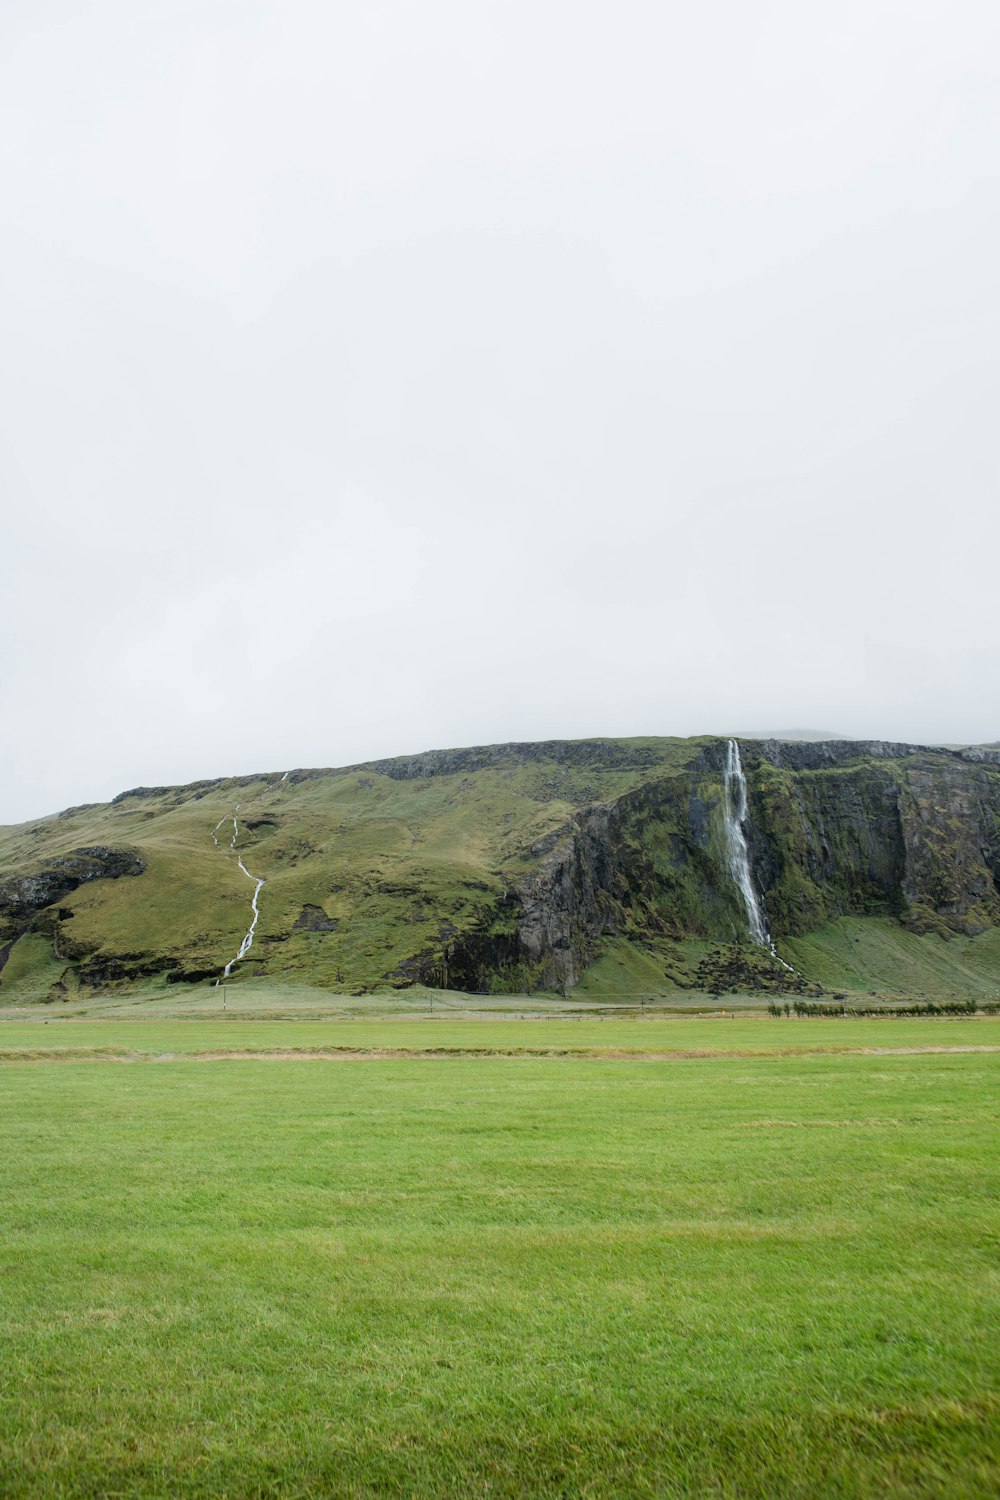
[2,735,999,1005]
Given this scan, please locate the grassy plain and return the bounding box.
[1,1016,998,1496]
[1,1014,998,1058]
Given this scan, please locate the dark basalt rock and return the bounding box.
[76,953,175,986]
[110,771,274,804]
[0,846,147,975]
[349,739,667,782]
[293,904,337,932]
[0,846,145,918]
[754,739,938,771]
[738,746,1000,938]
[395,740,1000,994]
[694,946,812,997]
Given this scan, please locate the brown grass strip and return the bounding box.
[2,1044,999,1065]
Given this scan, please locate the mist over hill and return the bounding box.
[2,736,999,1005]
[730,730,849,743]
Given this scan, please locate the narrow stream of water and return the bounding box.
[214,804,265,982]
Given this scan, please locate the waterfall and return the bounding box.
[722,738,771,947]
[213,804,266,983]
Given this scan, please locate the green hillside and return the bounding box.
[2,736,999,1006]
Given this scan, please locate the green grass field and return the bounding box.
[1,1014,998,1058]
[2,1016,998,1496]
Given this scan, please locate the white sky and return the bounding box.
[2,0,998,823]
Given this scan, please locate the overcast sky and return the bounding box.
[2,1,998,823]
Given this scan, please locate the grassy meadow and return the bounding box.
[1,1012,998,1496]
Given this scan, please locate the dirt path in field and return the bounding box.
[2,1044,999,1064]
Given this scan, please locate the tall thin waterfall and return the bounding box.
[722,738,771,947]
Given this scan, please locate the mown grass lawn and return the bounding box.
[2,1014,998,1056]
[1,1026,998,1496]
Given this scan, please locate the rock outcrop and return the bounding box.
[2,738,998,997]
[414,742,1000,992]
[0,845,146,976]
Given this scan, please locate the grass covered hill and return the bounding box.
[1,736,999,1003]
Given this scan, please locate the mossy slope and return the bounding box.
[1,737,998,1001]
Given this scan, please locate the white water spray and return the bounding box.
[722,740,796,971]
[213,804,265,982]
[723,738,771,947]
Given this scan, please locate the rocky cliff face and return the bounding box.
[897,760,1000,934]
[0,846,146,974]
[742,745,1000,938]
[427,741,1000,992]
[1,738,998,999]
